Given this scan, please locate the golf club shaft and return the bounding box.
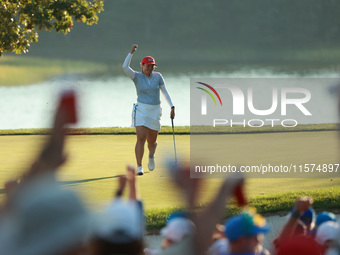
[171,118,177,164]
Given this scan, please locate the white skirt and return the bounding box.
[131,102,162,131]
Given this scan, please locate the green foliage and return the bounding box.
[0,126,192,135]
[0,0,103,56]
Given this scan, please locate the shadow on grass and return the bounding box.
[59,173,150,186]
[0,174,150,194]
[58,175,121,186]
[0,176,120,194]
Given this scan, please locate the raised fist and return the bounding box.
[130,44,138,54]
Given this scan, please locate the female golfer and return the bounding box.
[123,44,175,175]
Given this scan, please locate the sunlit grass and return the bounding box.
[1,131,339,230]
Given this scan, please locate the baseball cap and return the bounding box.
[96,199,143,243]
[0,174,94,255]
[315,221,339,245]
[316,211,337,227]
[160,217,196,242]
[142,56,157,66]
[224,211,269,242]
[167,210,191,222]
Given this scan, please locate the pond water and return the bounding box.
[1,69,339,129]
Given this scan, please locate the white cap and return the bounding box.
[96,199,143,243]
[207,238,229,255]
[160,218,195,243]
[316,221,339,245]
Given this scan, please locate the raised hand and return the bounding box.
[130,44,138,54]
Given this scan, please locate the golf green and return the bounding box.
[1,131,339,210]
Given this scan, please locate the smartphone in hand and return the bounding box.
[234,184,247,206]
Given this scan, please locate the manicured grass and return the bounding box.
[0,131,339,230]
[0,126,191,135]
[0,56,109,86]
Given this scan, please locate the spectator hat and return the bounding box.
[96,199,143,243]
[315,221,339,245]
[316,211,337,227]
[224,210,269,242]
[167,210,191,222]
[160,217,196,242]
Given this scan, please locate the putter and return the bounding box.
[171,117,178,165]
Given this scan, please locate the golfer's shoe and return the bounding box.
[148,156,155,171]
[137,166,144,176]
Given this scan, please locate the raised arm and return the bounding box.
[167,164,244,255]
[127,165,138,200]
[26,98,69,179]
[276,197,313,245]
[122,44,138,80]
[194,175,244,255]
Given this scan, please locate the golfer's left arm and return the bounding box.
[160,79,175,119]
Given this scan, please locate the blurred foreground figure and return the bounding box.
[93,166,145,255]
[274,197,322,255]
[0,175,95,255]
[315,221,340,255]
[160,214,196,250]
[207,224,229,255]
[0,92,97,255]
[161,164,245,255]
[145,211,196,255]
[224,209,270,255]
